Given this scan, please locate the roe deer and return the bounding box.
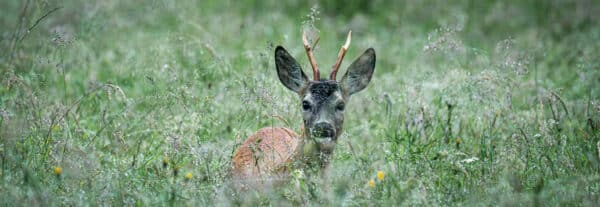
[232,30,375,183]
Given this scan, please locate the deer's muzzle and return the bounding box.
[311,122,335,138]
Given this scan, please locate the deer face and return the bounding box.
[274,45,375,152]
[301,80,345,150]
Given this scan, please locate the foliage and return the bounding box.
[1,0,599,206]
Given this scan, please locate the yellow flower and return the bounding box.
[54,166,62,176]
[173,166,180,176]
[368,179,375,188]
[185,172,193,181]
[162,157,169,168]
[455,138,462,144]
[52,124,60,132]
[377,171,385,181]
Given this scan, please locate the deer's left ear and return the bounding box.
[340,48,376,95]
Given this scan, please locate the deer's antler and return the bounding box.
[330,30,352,81]
[302,29,320,80]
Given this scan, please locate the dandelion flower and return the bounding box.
[377,171,385,181]
[54,166,62,176]
[368,179,375,188]
[185,172,193,181]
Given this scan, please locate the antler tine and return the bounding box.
[302,29,320,80]
[330,30,352,81]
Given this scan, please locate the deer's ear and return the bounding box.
[275,46,309,93]
[341,48,376,95]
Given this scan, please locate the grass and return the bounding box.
[1,0,599,206]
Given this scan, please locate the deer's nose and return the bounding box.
[312,122,335,138]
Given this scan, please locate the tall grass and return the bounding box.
[1,0,599,206]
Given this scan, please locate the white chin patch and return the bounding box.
[313,137,332,143]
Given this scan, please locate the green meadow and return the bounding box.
[1,0,599,206]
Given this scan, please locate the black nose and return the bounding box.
[312,122,335,138]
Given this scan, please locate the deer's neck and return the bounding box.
[290,128,334,172]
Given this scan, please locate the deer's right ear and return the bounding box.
[275,46,309,93]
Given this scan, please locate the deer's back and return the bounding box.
[232,127,300,179]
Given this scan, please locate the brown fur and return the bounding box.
[232,127,300,180]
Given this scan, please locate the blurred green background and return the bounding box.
[1,0,599,206]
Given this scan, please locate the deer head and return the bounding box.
[274,30,376,157]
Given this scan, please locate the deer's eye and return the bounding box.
[336,102,345,111]
[302,101,311,111]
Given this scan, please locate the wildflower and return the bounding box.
[173,166,179,176]
[437,150,449,158]
[368,179,375,188]
[54,166,62,176]
[185,172,193,181]
[162,157,169,168]
[377,171,385,181]
[292,169,305,179]
[460,157,479,164]
[52,124,60,132]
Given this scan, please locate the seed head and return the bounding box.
[162,157,169,168]
[173,166,179,176]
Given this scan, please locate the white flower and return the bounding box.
[460,157,479,164]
